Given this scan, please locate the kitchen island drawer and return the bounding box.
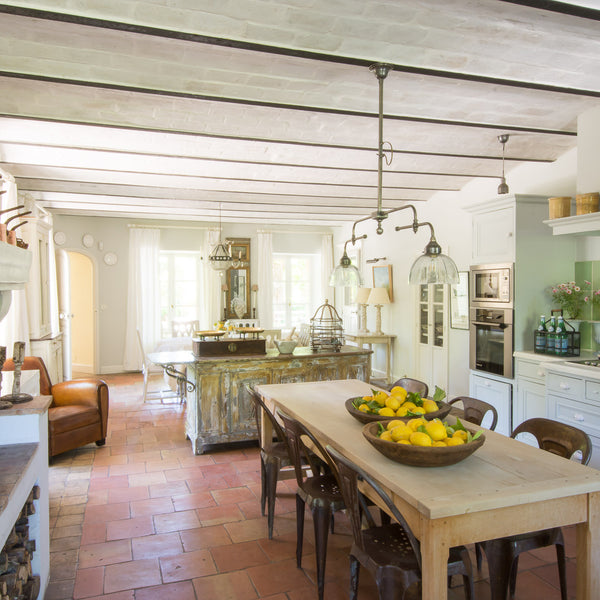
[585,380,600,405]
[553,396,600,439]
[516,358,548,382]
[546,372,584,398]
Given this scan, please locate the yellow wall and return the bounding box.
[69,252,94,371]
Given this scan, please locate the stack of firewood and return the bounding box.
[0,486,41,600]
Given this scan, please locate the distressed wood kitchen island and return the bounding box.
[149,345,371,454]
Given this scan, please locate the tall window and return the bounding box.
[159,251,203,338]
[272,253,321,328]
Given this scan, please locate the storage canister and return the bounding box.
[576,192,599,215]
[548,196,571,219]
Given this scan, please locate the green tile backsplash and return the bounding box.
[572,261,600,350]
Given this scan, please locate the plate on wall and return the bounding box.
[53,231,66,246]
[103,252,118,266]
[82,233,94,248]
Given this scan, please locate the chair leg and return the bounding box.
[312,504,332,600]
[296,494,305,568]
[349,554,360,600]
[330,513,335,534]
[459,547,475,600]
[265,458,280,540]
[259,457,267,516]
[142,369,148,402]
[508,555,519,598]
[556,543,568,600]
[481,539,512,600]
[475,542,483,571]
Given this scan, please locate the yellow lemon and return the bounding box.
[390,386,408,401]
[407,417,426,432]
[373,391,389,406]
[422,399,439,413]
[396,439,410,445]
[379,431,393,442]
[385,396,401,411]
[390,423,412,442]
[432,441,447,447]
[395,405,410,417]
[453,430,469,442]
[386,419,405,431]
[411,407,426,416]
[409,431,432,447]
[378,407,395,417]
[358,403,370,413]
[425,419,447,441]
[403,402,417,412]
[362,395,373,403]
[446,436,465,446]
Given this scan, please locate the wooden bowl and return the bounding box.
[345,397,450,425]
[362,422,485,467]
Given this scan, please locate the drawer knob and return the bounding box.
[573,413,585,422]
[591,389,600,395]
[559,382,570,390]
[536,370,544,377]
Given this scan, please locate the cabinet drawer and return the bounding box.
[554,397,600,439]
[546,372,584,397]
[585,380,600,406]
[516,359,547,383]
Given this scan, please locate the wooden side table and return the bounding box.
[345,332,396,384]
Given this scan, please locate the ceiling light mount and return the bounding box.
[498,133,510,195]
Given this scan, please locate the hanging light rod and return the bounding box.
[330,64,459,288]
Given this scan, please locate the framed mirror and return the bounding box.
[225,238,251,319]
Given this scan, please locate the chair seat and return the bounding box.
[298,474,345,507]
[49,405,100,435]
[262,441,292,462]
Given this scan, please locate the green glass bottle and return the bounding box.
[546,316,556,355]
[534,315,547,353]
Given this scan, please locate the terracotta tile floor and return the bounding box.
[45,372,578,599]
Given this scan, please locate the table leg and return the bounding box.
[576,491,600,600]
[420,520,449,600]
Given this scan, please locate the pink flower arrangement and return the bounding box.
[549,280,600,319]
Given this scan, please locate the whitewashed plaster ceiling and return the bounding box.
[0,0,598,227]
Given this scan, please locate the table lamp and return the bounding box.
[356,287,371,333]
[367,287,390,335]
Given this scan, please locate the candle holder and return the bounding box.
[1,341,33,404]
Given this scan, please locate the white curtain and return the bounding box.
[321,233,334,304]
[0,171,31,356]
[202,228,222,328]
[123,228,161,370]
[257,231,273,328]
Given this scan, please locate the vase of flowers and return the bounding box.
[549,280,600,320]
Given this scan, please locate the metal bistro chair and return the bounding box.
[277,411,346,600]
[481,417,592,600]
[387,377,429,398]
[327,445,474,600]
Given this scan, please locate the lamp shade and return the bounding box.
[356,287,371,304]
[208,241,232,271]
[367,287,390,305]
[329,262,362,287]
[409,252,459,285]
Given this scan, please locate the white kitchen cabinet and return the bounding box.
[415,283,448,392]
[469,372,512,436]
[471,205,515,264]
[30,333,63,384]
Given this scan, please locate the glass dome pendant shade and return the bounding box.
[408,237,459,285]
[329,248,363,287]
[208,203,233,272]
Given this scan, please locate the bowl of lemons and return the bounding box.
[345,385,450,425]
[362,417,485,467]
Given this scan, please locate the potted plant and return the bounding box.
[548,281,600,329]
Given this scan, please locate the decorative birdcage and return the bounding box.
[310,300,344,352]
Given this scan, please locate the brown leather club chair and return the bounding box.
[3,356,109,457]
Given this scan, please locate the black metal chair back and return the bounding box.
[449,396,499,431]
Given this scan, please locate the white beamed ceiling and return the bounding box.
[0,0,598,226]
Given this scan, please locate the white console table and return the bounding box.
[345,332,396,384]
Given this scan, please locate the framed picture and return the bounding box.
[372,265,393,302]
[226,237,250,262]
[450,271,469,330]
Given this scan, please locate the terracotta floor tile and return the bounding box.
[131,532,183,560]
[128,471,167,487]
[192,570,258,600]
[224,516,271,543]
[196,503,245,527]
[51,535,83,552]
[106,515,155,540]
[247,557,314,597]
[81,522,107,546]
[159,548,217,582]
[85,502,130,524]
[258,531,314,562]
[135,580,196,600]
[144,458,182,473]
[211,539,270,572]
[154,508,200,533]
[130,496,174,518]
[86,592,135,600]
[186,475,230,493]
[45,579,75,600]
[172,490,216,511]
[163,466,206,482]
[126,450,163,464]
[108,463,146,477]
[92,454,128,467]
[86,490,109,505]
[512,569,563,599]
[107,486,149,504]
[73,566,105,599]
[211,485,257,506]
[50,549,79,580]
[51,524,83,539]
[148,480,189,498]
[178,454,219,468]
[179,524,232,552]
[233,458,261,473]
[78,539,132,569]
[104,558,162,593]
[89,475,130,491]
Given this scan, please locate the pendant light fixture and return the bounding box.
[208,203,232,272]
[497,133,510,195]
[330,64,459,288]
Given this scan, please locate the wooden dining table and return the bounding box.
[255,378,600,600]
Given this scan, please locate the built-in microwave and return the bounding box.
[469,263,513,307]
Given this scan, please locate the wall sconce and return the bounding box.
[367,287,390,335]
[356,287,371,333]
[221,283,228,321]
[329,63,459,288]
